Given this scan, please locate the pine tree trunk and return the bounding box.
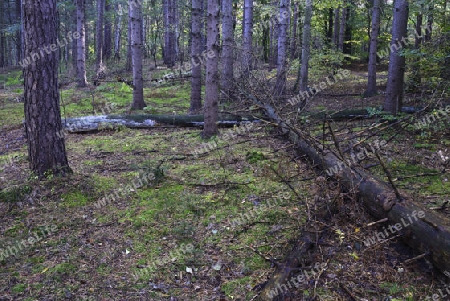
[96,0,105,73]
[113,2,122,61]
[299,0,312,92]
[76,0,88,87]
[290,2,298,59]
[0,0,5,68]
[202,0,220,138]
[241,0,253,76]
[189,0,202,113]
[274,0,289,97]
[333,8,339,48]
[103,0,112,60]
[338,2,346,52]
[384,0,409,115]
[22,0,71,177]
[220,0,234,99]
[126,9,132,71]
[130,0,146,110]
[365,0,380,97]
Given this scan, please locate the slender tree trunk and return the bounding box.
[76,0,88,87]
[327,8,333,44]
[333,7,339,48]
[384,0,409,115]
[126,9,132,71]
[299,0,312,92]
[338,2,346,52]
[0,0,5,68]
[241,0,253,76]
[189,0,202,113]
[114,2,122,61]
[15,0,21,65]
[103,0,112,60]
[365,0,380,97]
[130,0,146,110]
[96,0,105,73]
[202,0,220,138]
[274,0,289,97]
[425,3,433,42]
[411,7,423,87]
[220,0,234,100]
[290,2,298,59]
[22,0,71,177]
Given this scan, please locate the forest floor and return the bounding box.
[0,62,449,300]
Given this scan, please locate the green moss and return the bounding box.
[60,191,90,207]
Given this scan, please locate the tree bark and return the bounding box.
[299,0,312,92]
[76,0,88,87]
[96,0,105,74]
[332,7,339,48]
[202,0,220,138]
[384,0,409,115]
[290,2,298,59]
[365,0,380,97]
[338,2,347,52]
[274,0,289,97]
[220,0,234,100]
[103,0,112,60]
[22,0,71,177]
[189,0,202,113]
[241,0,253,77]
[113,2,122,61]
[130,0,146,110]
[126,5,132,71]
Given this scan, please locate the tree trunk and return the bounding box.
[338,2,346,52]
[0,0,5,68]
[130,0,146,110]
[274,0,289,97]
[411,7,423,87]
[241,0,253,77]
[113,2,122,61]
[220,0,234,100]
[22,0,71,177]
[96,0,105,74]
[189,0,202,113]
[103,0,112,60]
[76,0,88,87]
[384,0,409,115]
[126,7,132,71]
[425,3,433,42]
[332,8,339,48]
[299,0,312,92]
[163,0,176,67]
[326,8,333,44]
[202,0,220,138]
[365,0,380,97]
[15,0,21,65]
[290,2,298,59]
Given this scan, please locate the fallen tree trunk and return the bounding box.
[62,114,261,133]
[253,96,450,299]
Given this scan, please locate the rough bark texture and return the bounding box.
[274,0,289,97]
[22,0,71,177]
[241,0,253,77]
[220,0,234,99]
[384,0,408,115]
[163,0,176,67]
[76,0,88,87]
[130,0,146,110]
[189,0,202,113]
[299,0,312,92]
[365,0,380,97]
[202,0,219,138]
